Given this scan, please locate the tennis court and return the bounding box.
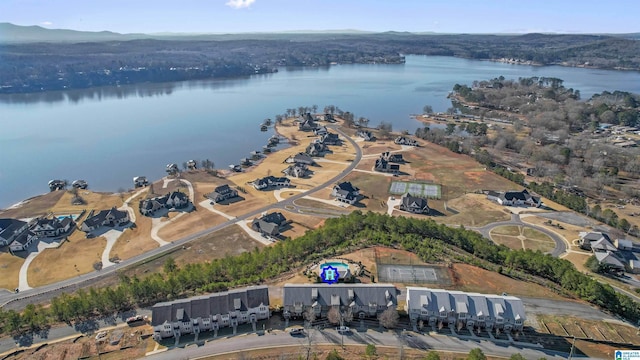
[378,264,439,283]
[389,181,441,199]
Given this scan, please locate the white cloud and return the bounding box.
[226,0,255,9]
[40,21,53,26]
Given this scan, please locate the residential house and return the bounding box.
[298,113,317,131]
[324,113,336,123]
[306,142,328,157]
[319,133,341,145]
[282,163,309,178]
[579,232,612,251]
[356,130,374,141]
[629,260,640,274]
[331,182,360,205]
[251,176,291,190]
[251,212,288,237]
[187,160,197,170]
[133,176,149,188]
[140,191,190,216]
[399,194,430,214]
[595,252,625,274]
[0,218,30,246]
[30,217,75,238]
[405,287,526,332]
[374,158,400,174]
[151,286,270,340]
[381,152,403,163]
[81,207,130,232]
[285,152,315,166]
[283,284,397,321]
[166,163,179,175]
[207,185,239,204]
[8,230,37,252]
[591,237,618,253]
[486,189,541,207]
[615,239,633,251]
[314,126,328,136]
[394,136,419,146]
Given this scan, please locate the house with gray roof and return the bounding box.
[151,286,269,341]
[8,230,37,252]
[282,163,309,178]
[319,133,341,146]
[331,182,360,205]
[579,231,611,250]
[251,212,288,237]
[399,194,429,214]
[282,284,397,321]
[298,113,317,132]
[357,130,374,141]
[140,191,190,216]
[0,218,30,247]
[285,152,316,166]
[406,287,526,332]
[81,207,130,232]
[487,189,541,207]
[251,176,290,190]
[381,152,403,163]
[30,216,75,238]
[207,184,239,204]
[306,142,329,157]
[374,158,400,174]
[394,136,419,146]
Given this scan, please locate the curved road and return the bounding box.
[471,213,568,257]
[0,126,362,311]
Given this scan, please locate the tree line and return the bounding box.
[1,211,638,337]
[2,33,640,94]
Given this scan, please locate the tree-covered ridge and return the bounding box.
[1,211,638,336]
[1,33,640,94]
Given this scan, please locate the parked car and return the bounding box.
[336,326,351,334]
[289,328,305,336]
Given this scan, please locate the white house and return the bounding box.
[140,191,190,216]
[9,231,37,252]
[405,287,526,332]
[487,189,541,207]
[151,286,270,340]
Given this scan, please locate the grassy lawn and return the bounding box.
[439,194,511,227]
[28,231,104,287]
[523,227,552,240]
[0,251,24,290]
[490,234,523,250]
[491,225,521,236]
[120,225,264,279]
[156,209,227,242]
[111,200,156,262]
[524,238,556,252]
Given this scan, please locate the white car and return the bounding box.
[336,326,351,333]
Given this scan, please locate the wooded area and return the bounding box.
[1,211,638,338]
[1,33,639,94]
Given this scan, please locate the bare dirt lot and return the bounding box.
[156,209,227,242]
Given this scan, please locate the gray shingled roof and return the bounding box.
[151,286,269,326]
[283,284,397,309]
[0,218,28,240]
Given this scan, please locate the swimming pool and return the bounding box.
[56,214,79,221]
[318,261,352,281]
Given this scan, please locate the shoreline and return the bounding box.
[1,120,297,215]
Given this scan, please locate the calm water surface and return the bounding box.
[1,56,639,207]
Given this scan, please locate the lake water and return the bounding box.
[2,55,640,208]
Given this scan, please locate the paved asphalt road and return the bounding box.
[472,213,568,257]
[0,126,362,311]
[146,328,568,360]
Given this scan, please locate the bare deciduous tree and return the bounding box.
[327,307,341,325]
[378,307,399,329]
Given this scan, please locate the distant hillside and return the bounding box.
[0,23,150,42]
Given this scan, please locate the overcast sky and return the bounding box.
[2,0,638,34]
